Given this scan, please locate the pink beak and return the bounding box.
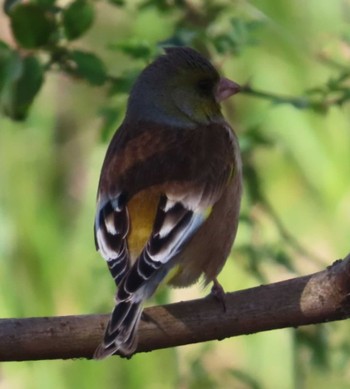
[215,77,241,102]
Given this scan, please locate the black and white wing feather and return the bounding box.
[94,194,130,286]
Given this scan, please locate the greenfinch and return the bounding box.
[93,47,242,359]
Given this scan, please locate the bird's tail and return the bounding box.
[93,300,143,360]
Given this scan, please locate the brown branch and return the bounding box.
[1,253,350,362]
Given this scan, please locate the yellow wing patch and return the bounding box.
[127,188,161,264]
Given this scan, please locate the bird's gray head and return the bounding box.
[125,47,240,126]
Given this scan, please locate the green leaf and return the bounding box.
[3,0,22,14]
[212,18,263,55]
[34,0,57,6]
[0,55,44,120]
[62,0,94,40]
[69,50,107,85]
[274,250,296,272]
[9,3,57,49]
[0,41,13,92]
[110,40,153,59]
[108,0,125,5]
[140,0,185,12]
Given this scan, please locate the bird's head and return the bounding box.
[126,47,240,126]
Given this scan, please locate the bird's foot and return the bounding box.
[210,278,227,312]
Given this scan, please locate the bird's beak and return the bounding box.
[215,77,241,102]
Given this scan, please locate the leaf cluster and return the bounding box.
[1,0,107,119]
[0,0,267,120]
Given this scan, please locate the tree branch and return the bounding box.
[240,73,350,111]
[1,253,350,362]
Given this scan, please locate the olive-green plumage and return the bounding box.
[94,47,242,359]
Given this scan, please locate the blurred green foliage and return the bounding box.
[0,0,350,388]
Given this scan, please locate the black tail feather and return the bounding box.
[93,301,142,360]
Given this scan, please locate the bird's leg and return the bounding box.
[210,278,227,312]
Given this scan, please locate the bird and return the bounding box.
[93,46,242,359]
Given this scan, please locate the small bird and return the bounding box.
[93,46,242,359]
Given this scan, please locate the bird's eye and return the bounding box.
[196,79,213,95]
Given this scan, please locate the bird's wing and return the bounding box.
[94,193,130,285]
[118,193,209,301]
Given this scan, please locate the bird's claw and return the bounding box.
[210,278,227,312]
